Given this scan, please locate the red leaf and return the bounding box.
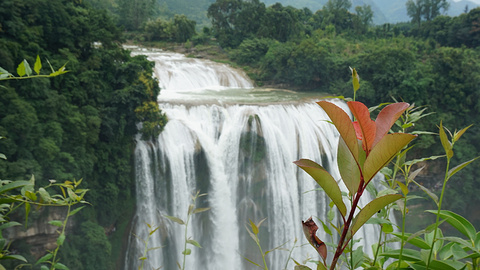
[317,101,359,162]
[373,102,409,148]
[348,101,376,153]
[302,217,327,262]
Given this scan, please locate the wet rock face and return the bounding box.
[5,207,75,259]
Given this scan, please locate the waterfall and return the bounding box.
[124,47,383,270]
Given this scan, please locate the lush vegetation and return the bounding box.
[0,0,166,268]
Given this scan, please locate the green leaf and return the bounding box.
[67,188,80,201]
[164,215,185,225]
[50,62,68,77]
[0,180,31,195]
[182,248,191,255]
[453,125,472,143]
[0,66,13,79]
[53,262,69,270]
[0,154,6,160]
[35,253,53,265]
[25,202,30,225]
[69,206,85,217]
[57,232,65,246]
[249,219,259,235]
[447,157,479,181]
[34,55,42,75]
[426,210,476,241]
[192,207,210,214]
[294,159,347,217]
[1,254,27,262]
[337,137,360,195]
[392,232,431,249]
[317,263,327,270]
[49,220,64,227]
[412,179,438,205]
[350,194,402,237]
[38,187,51,203]
[0,221,21,231]
[188,204,194,215]
[363,133,416,183]
[439,122,453,159]
[294,266,312,270]
[41,265,49,270]
[450,243,469,260]
[17,60,27,77]
[25,190,37,201]
[186,239,202,248]
[351,67,360,92]
[381,248,422,261]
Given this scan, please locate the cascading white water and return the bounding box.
[124,47,384,270]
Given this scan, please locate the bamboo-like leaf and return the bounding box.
[453,124,472,143]
[294,159,347,217]
[164,215,185,225]
[57,232,65,246]
[69,206,85,217]
[1,254,27,263]
[34,55,42,75]
[0,180,30,195]
[392,232,431,249]
[53,262,69,270]
[186,239,202,248]
[192,207,210,214]
[48,220,64,227]
[188,204,194,215]
[317,101,359,162]
[349,101,376,153]
[250,219,259,235]
[35,253,53,265]
[412,179,438,205]
[381,248,422,261]
[426,210,476,241]
[439,122,453,159]
[351,67,360,92]
[363,133,416,183]
[373,102,410,148]
[337,137,360,195]
[350,194,402,237]
[447,157,479,181]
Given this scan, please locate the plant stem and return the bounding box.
[182,213,191,270]
[50,204,71,270]
[397,196,408,269]
[330,186,364,270]
[372,224,383,266]
[426,157,451,269]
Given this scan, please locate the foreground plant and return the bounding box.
[295,98,416,269]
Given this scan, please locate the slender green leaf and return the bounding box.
[450,243,469,260]
[351,67,360,92]
[453,125,472,143]
[35,253,53,265]
[439,122,453,159]
[41,265,49,270]
[244,256,261,267]
[1,254,27,262]
[250,219,259,235]
[186,239,202,248]
[447,157,479,181]
[0,154,6,160]
[188,204,194,215]
[392,232,431,249]
[68,206,85,217]
[34,55,42,75]
[351,194,402,236]
[164,215,185,225]
[381,248,422,261]
[426,210,476,241]
[53,262,69,270]
[294,159,347,217]
[412,179,438,205]
[0,180,31,194]
[0,221,21,231]
[192,207,210,214]
[295,266,312,270]
[363,133,416,183]
[57,232,65,246]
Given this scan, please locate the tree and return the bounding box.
[173,14,196,42]
[406,0,449,26]
[354,5,373,34]
[117,0,156,30]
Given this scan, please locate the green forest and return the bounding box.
[1,0,480,269]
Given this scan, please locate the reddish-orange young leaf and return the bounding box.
[348,101,376,153]
[373,102,410,148]
[302,217,327,263]
[317,101,359,162]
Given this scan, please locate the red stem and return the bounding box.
[329,180,365,270]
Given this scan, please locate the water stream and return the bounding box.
[123,46,382,270]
